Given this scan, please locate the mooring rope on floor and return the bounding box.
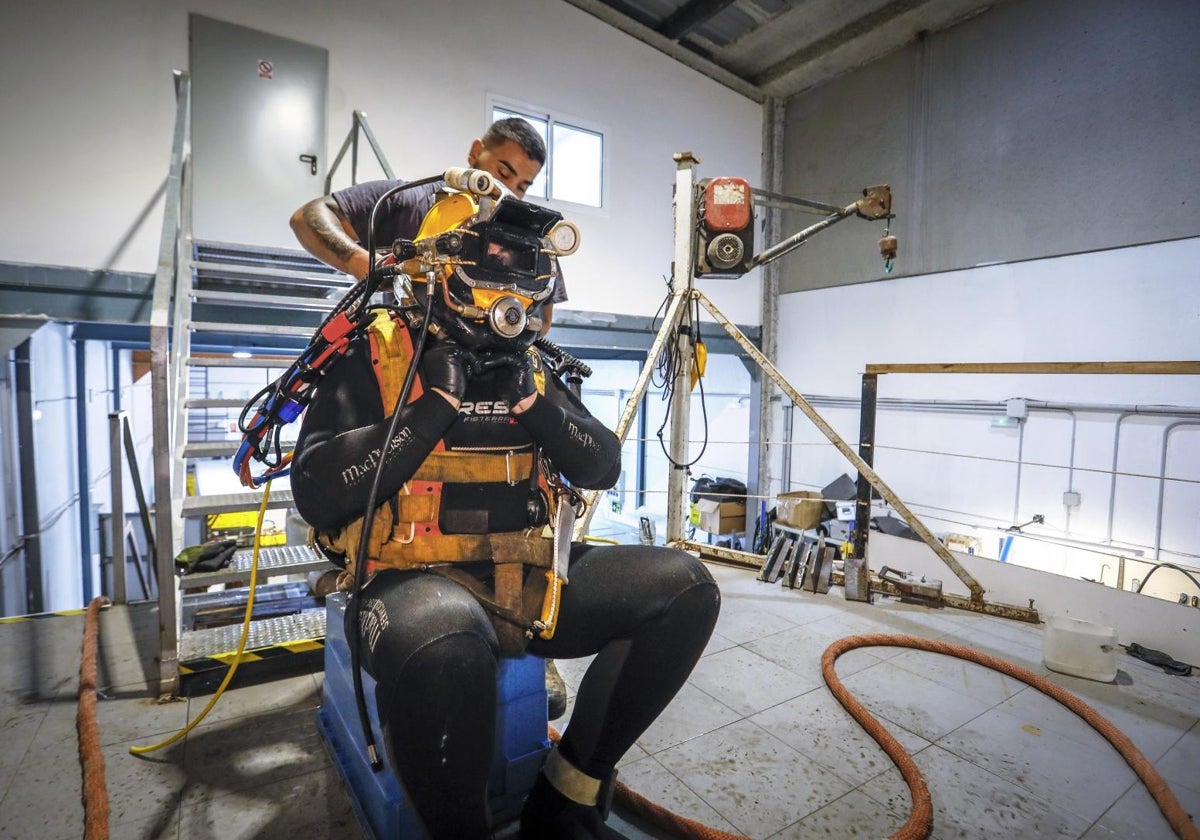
[584,633,1199,840]
[79,595,111,840]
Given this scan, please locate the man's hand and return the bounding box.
[476,351,537,413]
[419,340,474,407]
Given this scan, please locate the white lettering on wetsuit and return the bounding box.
[566,420,600,454]
[359,598,390,653]
[459,400,511,416]
[340,427,416,487]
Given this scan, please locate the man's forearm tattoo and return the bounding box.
[303,203,360,264]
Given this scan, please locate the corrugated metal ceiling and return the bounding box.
[561,0,1000,101]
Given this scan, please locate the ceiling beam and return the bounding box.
[657,0,739,40]
[752,0,931,90]
[559,0,764,102]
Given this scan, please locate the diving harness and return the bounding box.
[231,169,590,769]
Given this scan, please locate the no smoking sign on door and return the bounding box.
[257,59,273,79]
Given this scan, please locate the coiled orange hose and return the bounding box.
[588,633,1199,840]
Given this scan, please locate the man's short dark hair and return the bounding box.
[483,117,546,166]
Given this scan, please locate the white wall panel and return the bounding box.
[0,0,763,325]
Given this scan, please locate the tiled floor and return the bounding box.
[1,561,1197,839]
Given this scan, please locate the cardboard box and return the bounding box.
[695,499,746,534]
[775,491,823,530]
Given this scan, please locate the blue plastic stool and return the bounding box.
[317,592,550,840]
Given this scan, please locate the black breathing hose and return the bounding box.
[347,174,446,770]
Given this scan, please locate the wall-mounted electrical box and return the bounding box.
[695,177,755,278]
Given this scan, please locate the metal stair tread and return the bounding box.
[189,259,351,285]
[177,544,333,590]
[185,398,253,409]
[182,441,238,458]
[191,288,340,311]
[186,356,294,368]
[182,490,295,516]
[179,608,327,661]
[189,320,315,337]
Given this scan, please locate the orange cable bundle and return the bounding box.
[79,595,111,840]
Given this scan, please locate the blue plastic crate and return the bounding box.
[320,593,550,839]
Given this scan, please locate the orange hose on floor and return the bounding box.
[559,633,1199,840]
[79,596,111,840]
[823,634,1199,840]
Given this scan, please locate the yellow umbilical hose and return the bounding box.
[129,479,273,756]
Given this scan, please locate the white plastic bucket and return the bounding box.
[1042,614,1119,682]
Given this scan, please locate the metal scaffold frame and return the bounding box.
[575,152,1043,623]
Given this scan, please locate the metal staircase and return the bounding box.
[147,72,388,695]
[164,237,346,694]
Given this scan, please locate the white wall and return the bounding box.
[0,0,763,326]
[777,238,1200,587]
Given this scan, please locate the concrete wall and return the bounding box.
[772,0,1200,611]
[0,0,763,325]
[778,0,1200,291]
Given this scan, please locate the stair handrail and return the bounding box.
[149,69,191,695]
[324,110,395,194]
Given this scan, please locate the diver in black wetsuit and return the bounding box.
[289,198,720,838]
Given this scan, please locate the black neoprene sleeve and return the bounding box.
[291,343,458,531]
[511,396,621,490]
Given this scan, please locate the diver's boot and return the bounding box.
[545,660,568,721]
[520,747,626,839]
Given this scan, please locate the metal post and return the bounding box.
[14,340,41,614]
[665,153,699,544]
[108,412,127,605]
[756,96,785,538]
[848,373,878,602]
[635,384,648,509]
[351,117,360,186]
[75,338,94,602]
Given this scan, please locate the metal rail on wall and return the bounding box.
[324,110,395,194]
[853,361,1200,608]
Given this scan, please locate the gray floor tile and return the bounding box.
[769,787,908,839]
[711,590,802,645]
[180,707,329,806]
[653,718,856,839]
[864,743,1092,839]
[686,645,819,717]
[935,704,1138,822]
[103,736,189,830]
[616,754,741,836]
[835,658,995,742]
[1082,775,1200,840]
[178,765,360,839]
[887,644,1028,706]
[187,671,321,727]
[635,681,743,754]
[750,684,931,784]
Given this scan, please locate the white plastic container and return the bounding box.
[1042,614,1119,682]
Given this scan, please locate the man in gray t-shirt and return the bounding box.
[289,117,567,334]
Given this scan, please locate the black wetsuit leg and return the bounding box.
[526,544,721,778]
[350,570,501,839]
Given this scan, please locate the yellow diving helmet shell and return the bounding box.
[414,192,563,352]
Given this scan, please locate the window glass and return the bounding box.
[491,104,603,208]
[552,124,603,207]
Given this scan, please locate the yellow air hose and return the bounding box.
[129,479,273,756]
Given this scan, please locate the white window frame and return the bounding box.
[487,95,609,215]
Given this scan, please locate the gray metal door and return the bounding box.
[189,15,327,249]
